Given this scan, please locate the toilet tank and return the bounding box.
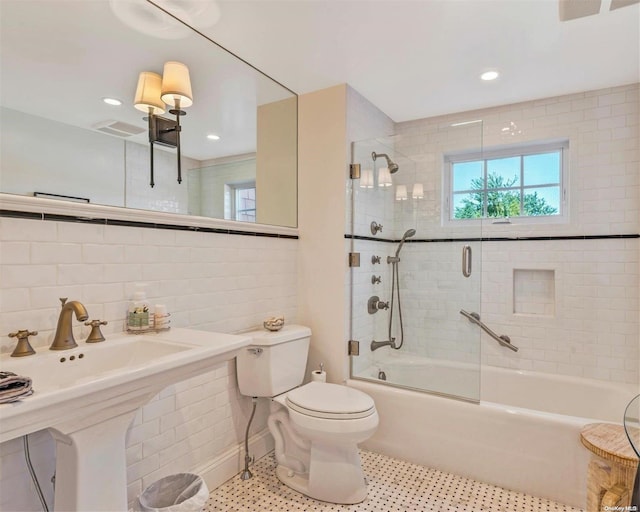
[236,325,311,397]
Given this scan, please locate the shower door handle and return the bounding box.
[462,245,472,277]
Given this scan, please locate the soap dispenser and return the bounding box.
[127,286,151,332]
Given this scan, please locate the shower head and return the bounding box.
[394,229,416,258]
[372,152,399,174]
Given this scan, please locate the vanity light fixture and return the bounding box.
[134,61,193,187]
[378,167,393,187]
[360,169,374,189]
[395,185,408,201]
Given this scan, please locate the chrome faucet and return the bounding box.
[51,298,89,350]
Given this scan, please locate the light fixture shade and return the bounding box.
[412,183,424,199]
[360,169,374,188]
[378,167,392,187]
[396,185,408,201]
[134,72,165,114]
[161,61,193,108]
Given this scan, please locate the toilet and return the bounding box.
[236,325,378,504]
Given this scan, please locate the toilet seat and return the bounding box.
[286,382,376,420]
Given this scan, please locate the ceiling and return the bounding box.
[201,0,640,122]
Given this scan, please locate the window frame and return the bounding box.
[225,180,256,223]
[443,139,569,226]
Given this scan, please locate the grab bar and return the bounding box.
[459,309,518,352]
[462,245,472,277]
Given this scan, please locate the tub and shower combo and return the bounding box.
[346,136,638,509]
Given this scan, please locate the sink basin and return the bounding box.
[0,328,251,511]
[2,335,192,392]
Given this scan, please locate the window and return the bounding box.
[225,181,256,222]
[445,141,567,222]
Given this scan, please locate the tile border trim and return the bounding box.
[345,233,640,243]
[0,209,299,239]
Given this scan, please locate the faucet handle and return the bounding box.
[59,297,68,307]
[8,330,38,357]
[84,320,107,344]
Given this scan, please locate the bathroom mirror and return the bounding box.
[0,0,298,228]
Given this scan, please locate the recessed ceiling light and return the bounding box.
[103,97,122,106]
[480,70,499,81]
[207,134,220,140]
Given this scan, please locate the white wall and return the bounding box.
[0,107,125,206]
[0,107,199,215]
[189,158,256,219]
[0,216,297,511]
[298,85,349,384]
[298,84,394,384]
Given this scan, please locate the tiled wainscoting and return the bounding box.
[0,216,298,511]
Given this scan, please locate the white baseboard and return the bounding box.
[194,428,274,492]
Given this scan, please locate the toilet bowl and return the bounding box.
[236,325,378,504]
[270,382,379,504]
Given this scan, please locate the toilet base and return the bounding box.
[275,441,368,505]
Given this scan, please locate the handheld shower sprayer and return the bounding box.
[387,228,416,263]
[395,229,416,257]
[371,151,399,174]
[372,227,416,352]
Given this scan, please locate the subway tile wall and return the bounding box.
[393,84,639,238]
[348,84,639,386]
[0,217,297,511]
[349,238,394,377]
[481,238,638,382]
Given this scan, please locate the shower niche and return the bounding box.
[513,269,556,317]
[348,127,483,402]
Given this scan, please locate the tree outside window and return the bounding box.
[450,148,563,220]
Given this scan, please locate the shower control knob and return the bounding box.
[371,275,381,284]
[368,296,389,314]
[371,255,381,264]
[370,221,383,235]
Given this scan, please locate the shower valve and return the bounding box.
[368,296,389,314]
[371,275,381,284]
[371,255,381,264]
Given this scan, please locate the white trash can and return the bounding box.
[136,473,209,512]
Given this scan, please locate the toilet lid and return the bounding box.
[286,382,376,420]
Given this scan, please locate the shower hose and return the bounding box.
[388,260,405,350]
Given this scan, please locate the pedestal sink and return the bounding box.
[0,328,251,511]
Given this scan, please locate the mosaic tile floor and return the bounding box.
[204,450,584,512]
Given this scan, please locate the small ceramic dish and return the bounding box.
[263,316,285,331]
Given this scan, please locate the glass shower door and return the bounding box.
[348,123,483,402]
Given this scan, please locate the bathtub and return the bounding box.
[348,355,638,509]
